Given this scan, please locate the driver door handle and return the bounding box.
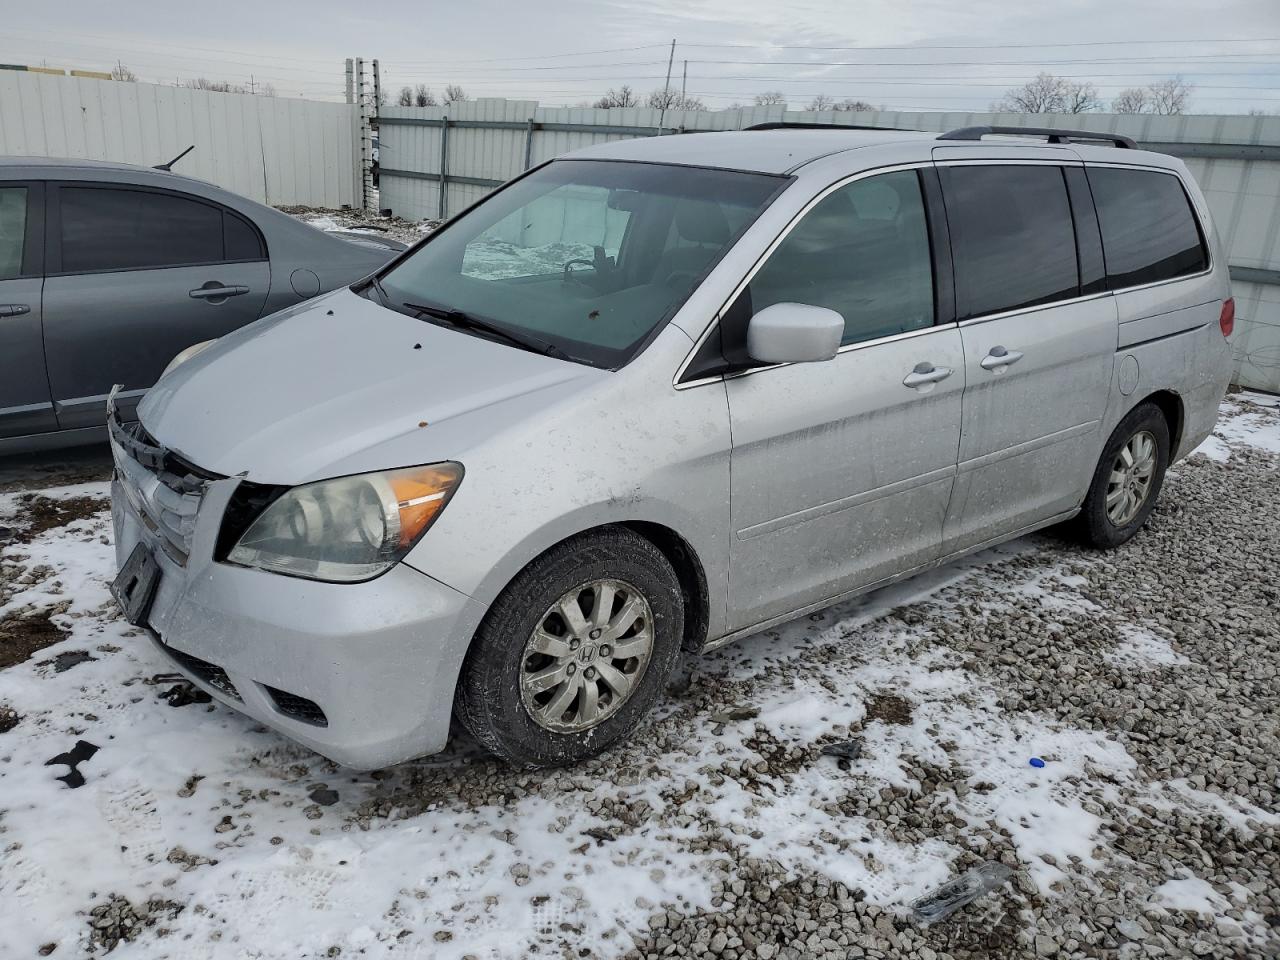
[902,362,954,389]
[189,284,249,300]
[980,346,1024,371]
[0,304,30,317]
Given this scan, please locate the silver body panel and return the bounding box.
[110,131,1234,767]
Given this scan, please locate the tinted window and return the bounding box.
[225,212,266,261]
[942,165,1079,319]
[60,187,224,272]
[747,169,935,345]
[1088,167,1207,288]
[0,186,26,280]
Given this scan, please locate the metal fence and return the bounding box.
[0,71,362,208]
[379,102,1280,393]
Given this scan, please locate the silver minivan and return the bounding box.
[108,125,1234,769]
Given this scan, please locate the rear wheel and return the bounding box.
[455,527,683,767]
[1071,403,1170,548]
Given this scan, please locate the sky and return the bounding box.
[2,0,1278,113]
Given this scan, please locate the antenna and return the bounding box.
[154,145,196,171]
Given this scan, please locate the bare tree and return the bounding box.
[442,84,468,104]
[414,84,436,107]
[111,61,137,82]
[593,85,638,109]
[806,93,835,111]
[753,91,787,106]
[645,88,704,111]
[1148,76,1193,115]
[398,86,414,107]
[1111,87,1150,114]
[998,72,1100,114]
[833,98,875,112]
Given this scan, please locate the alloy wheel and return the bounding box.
[518,578,655,733]
[1106,429,1157,526]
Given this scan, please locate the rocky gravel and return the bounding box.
[0,396,1276,959]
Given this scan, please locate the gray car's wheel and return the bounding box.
[455,527,684,767]
[1071,402,1171,549]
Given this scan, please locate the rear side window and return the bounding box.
[0,186,26,280]
[1086,168,1207,288]
[941,165,1079,320]
[57,186,265,273]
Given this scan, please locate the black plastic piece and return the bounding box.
[745,121,917,132]
[938,126,1137,149]
[265,686,328,727]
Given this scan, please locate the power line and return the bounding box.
[679,37,1280,51]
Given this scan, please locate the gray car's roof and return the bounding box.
[566,129,940,175]
[0,154,216,187]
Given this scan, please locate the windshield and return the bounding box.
[377,159,787,368]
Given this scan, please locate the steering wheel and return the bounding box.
[562,258,597,288]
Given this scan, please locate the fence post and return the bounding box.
[439,116,449,219]
[524,118,535,170]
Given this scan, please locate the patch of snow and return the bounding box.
[1150,873,1231,915]
[1105,624,1191,670]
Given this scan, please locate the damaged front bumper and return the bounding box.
[108,413,487,769]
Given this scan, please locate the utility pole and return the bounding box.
[657,39,676,133]
[248,74,257,95]
[680,60,687,105]
[344,58,354,104]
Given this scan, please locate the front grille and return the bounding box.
[158,641,241,701]
[264,686,328,727]
[111,417,218,567]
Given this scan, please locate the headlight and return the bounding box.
[227,463,463,582]
[162,339,216,378]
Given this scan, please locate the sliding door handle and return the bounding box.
[980,346,1024,372]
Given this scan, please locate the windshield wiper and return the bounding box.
[365,275,391,306]
[403,300,573,361]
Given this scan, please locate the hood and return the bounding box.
[139,288,602,484]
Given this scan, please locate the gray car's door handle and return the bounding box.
[902,362,954,389]
[189,284,249,301]
[980,346,1024,371]
[0,304,31,317]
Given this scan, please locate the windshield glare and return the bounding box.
[378,159,785,368]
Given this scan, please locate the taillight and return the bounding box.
[1219,297,1235,337]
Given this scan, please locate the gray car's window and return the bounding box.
[942,165,1079,320]
[59,187,224,273]
[0,186,26,280]
[1087,168,1207,288]
[378,160,785,369]
[747,170,935,346]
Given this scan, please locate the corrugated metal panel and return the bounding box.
[0,71,360,207]
[377,101,1280,391]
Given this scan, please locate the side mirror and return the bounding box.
[746,302,844,364]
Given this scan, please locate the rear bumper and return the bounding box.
[110,440,487,770]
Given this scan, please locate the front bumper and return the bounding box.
[109,424,487,769]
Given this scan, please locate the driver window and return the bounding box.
[462,184,630,280]
[748,169,935,346]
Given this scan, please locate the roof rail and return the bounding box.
[937,126,1137,149]
[745,121,917,133]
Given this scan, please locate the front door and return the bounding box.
[41,182,269,429]
[722,167,964,631]
[936,162,1116,552]
[0,182,56,439]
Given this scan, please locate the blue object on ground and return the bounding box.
[1029,757,1046,768]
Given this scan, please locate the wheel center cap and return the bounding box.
[578,643,597,664]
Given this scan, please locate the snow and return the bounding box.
[1,394,1277,957]
[1193,394,1280,460]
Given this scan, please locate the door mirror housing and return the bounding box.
[746,302,844,364]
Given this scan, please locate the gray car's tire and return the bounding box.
[455,527,684,767]
[1070,402,1171,549]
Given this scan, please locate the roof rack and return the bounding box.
[938,126,1137,149]
[745,121,917,133]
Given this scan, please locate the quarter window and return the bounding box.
[58,187,263,273]
[941,165,1079,319]
[746,169,935,346]
[0,186,27,280]
[1087,167,1207,288]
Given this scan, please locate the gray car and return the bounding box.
[108,125,1234,769]
[0,157,398,453]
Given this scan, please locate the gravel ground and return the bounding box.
[0,394,1276,959]
[277,205,437,246]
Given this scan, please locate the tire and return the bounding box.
[1070,402,1171,549]
[455,526,684,767]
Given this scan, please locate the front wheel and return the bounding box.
[455,527,684,767]
[1071,402,1171,549]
